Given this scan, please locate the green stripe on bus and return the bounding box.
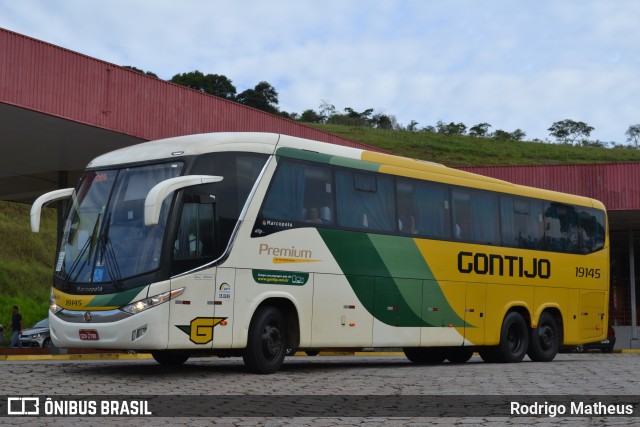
[275,147,333,164]
[86,285,147,308]
[318,229,468,327]
[275,147,381,172]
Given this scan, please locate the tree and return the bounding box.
[299,109,324,123]
[318,100,337,120]
[492,129,526,141]
[371,113,393,130]
[625,124,640,148]
[406,120,419,132]
[469,123,491,137]
[436,121,467,136]
[236,81,279,114]
[170,70,236,99]
[548,119,594,145]
[511,129,526,141]
[327,107,373,126]
[492,129,513,140]
[123,66,158,78]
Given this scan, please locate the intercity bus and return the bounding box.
[31,132,609,373]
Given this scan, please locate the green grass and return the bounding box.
[0,201,56,344]
[310,124,640,166]
[2,124,640,344]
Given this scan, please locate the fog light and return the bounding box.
[131,325,148,341]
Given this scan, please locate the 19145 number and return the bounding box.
[576,267,601,279]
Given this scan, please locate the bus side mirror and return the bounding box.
[30,188,74,232]
[144,175,223,226]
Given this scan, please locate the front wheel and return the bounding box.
[243,306,287,374]
[527,312,560,362]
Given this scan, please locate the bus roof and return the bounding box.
[87,132,605,210]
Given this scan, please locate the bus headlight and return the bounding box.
[120,288,185,315]
[50,290,63,314]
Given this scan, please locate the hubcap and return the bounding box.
[539,325,555,350]
[261,324,282,360]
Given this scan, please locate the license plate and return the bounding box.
[79,329,99,340]
[601,339,609,344]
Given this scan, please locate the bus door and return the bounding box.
[168,270,218,348]
[167,197,220,348]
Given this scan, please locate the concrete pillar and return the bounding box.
[629,229,640,348]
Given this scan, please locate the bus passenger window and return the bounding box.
[260,160,333,225]
[336,170,395,232]
[397,180,450,238]
[500,197,544,249]
[452,189,499,244]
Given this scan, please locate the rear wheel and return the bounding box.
[494,311,529,363]
[243,306,287,374]
[403,348,446,364]
[151,350,190,366]
[527,312,560,362]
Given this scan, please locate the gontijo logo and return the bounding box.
[457,251,551,279]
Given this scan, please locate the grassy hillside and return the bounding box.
[310,124,640,166]
[0,201,56,344]
[2,125,640,344]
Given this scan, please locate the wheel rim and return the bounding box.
[538,324,555,350]
[261,323,282,361]
[507,323,523,353]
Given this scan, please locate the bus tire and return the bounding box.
[495,311,529,363]
[403,348,446,364]
[479,348,499,363]
[151,350,190,366]
[527,312,560,362]
[445,347,473,363]
[243,306,287,374]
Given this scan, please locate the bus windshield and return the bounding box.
[56,162,183,284]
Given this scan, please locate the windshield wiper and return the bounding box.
[96,213,123,288]
[60,210,103,289]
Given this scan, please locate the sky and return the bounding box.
[1,0,639,144]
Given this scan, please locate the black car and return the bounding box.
[575,325,616,353]
[19,318,52,348]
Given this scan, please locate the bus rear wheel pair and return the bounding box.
[404,311,560,365]
[479,311,560,363]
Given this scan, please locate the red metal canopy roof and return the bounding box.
[459,163,640,211]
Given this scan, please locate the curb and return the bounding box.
[0,351,404,362]
[2,350,637,362]
[0,353,153,362]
